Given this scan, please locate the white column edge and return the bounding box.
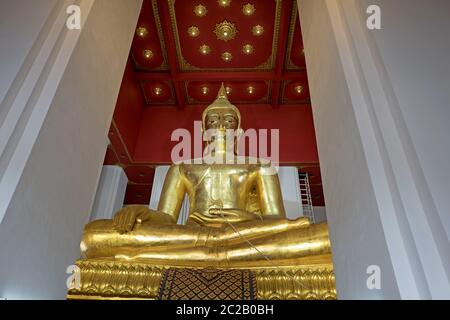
[0,0,95,224]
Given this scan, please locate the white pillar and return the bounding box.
[0,0,142,299]
[90,165,128,221]
[277,167,303,220]
[149,166,169,210]
[299,0,450,299]
[313,207,327,223]
[149,166,190,225]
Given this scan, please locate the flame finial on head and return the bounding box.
[217,82,228,98]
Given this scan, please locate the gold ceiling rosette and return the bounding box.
[214,20,238,42]
[194,4,207,17]
[242,3,256,16]
[167,0,282,71]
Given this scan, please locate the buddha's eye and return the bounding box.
[224,117,236,125]
[207,119,218,126]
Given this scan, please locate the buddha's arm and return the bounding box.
[110,165,185,233]
[256,167,287,218]
[157,164,187,221]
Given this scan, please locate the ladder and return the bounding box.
[299,172,315,223]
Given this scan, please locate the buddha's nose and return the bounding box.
[218,119,226,130]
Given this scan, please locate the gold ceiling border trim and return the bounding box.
[184,80,272,105]
[105,145,121,167]
[285,0,302,71]
[151,0,169,70]
[126,182,153,187]
[184,81,198,104]
[260,0,282,71]
[168,0,282,72]
[263,79,273,103]
[111,120,133,163]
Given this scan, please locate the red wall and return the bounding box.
[112,59,145,156]
[111,59,319,164]
[132,104,319,164]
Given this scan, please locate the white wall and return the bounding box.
[0,0,57,103]
[0,0,142,299]
[299,0,400,299]
[299,0,450,299]
[361,0,450,243]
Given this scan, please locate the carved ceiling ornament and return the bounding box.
[217,0,231,8]
[295,85,304,94]
[187,26,200,37]
[221,51,233,62]
[252,24,264,36]
[214,20,238,42]
[167,0,282,71]
[242,44,254,55]
[136,27,148,38]
[201,86,210,95]
[194,4,207,17]
[143,49,154,59]
[199,44,211,55]
[242,3,255,16]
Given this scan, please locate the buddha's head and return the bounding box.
[202,83,241,133]
[202,84,242,155]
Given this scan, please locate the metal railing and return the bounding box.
[299,172,315,223]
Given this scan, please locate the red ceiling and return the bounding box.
[131,0,309,107]
[174,0,277,69]
[104,0,325,206]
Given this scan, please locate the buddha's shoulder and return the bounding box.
[172,157,273,169]
[231,156,273,167]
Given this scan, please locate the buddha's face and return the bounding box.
[205,109,239,131]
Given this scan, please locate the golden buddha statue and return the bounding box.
[80,84,332,269]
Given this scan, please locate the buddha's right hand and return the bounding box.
[112,205,152,234]
[112,205,175,234]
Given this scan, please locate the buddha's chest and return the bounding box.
[181,164,259,193]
